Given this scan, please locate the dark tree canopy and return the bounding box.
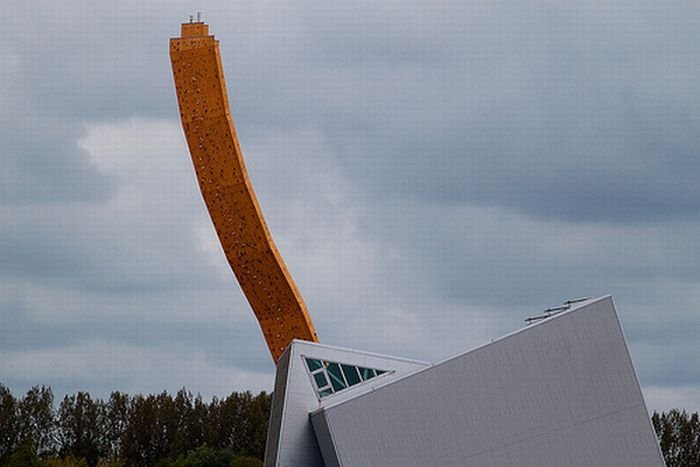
[1,382,697,467]
[0,384,268,467]
[652,409,700,467]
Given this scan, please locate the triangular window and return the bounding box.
[303,357,388,398]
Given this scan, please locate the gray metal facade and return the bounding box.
[263,340,427,467]
[310,297,665,467]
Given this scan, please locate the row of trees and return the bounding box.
[652,409,700,467]
[2,383,699,466]
[0,384,270,467]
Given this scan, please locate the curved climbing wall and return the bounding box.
[170,22,318,362]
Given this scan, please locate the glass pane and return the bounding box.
[326,362,347,391]
[375,370,387,376]
[313,372,329,389]
[305,358,323,372]
[358,367,376,381]
[341,364,361,386]
[319,388,333,398]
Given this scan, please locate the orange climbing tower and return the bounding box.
[170,21,319,362]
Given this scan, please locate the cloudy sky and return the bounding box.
[1,0,699,412]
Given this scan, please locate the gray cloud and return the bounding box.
[0,0,698,412]
[215,0,700,223]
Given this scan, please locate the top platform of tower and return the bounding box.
[180,22,209,37]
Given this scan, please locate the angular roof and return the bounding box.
[310,296,664,467]
[264,340,427,467]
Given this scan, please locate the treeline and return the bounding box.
[2,383,699,466]
[652,409,700,467]
[0,383,270,467]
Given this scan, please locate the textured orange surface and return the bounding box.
[170,22,318,362]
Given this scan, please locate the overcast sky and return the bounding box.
[1,0,699,412]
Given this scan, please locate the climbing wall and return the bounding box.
[170,22,319,362]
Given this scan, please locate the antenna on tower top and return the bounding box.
[189,15,194,23]
[197,12,202,22]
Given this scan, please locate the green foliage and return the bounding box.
[101,392,129,465]
[206,391,271,459]
[5,382,700,467]
[168,445,235,467]
[5,438,41,467]
[0,383,20,459]
[43,454,90,467]
[19,386,57,456]
[0,384,270,467]
[231,455,263,467]
[57,391,103,467]
[0,384,272,466]
[652,409,700,467]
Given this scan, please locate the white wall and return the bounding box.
[312,297,665,467]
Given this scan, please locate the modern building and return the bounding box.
[169,21,664,467]
[264,296,665,466]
